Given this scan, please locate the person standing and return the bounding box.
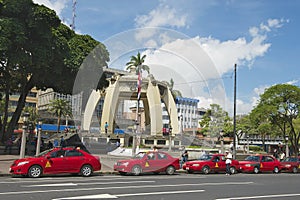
[104,122,109,134]
[60,136,66,147]
[225,151,232,175]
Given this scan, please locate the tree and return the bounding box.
[126,52,149,74]
[0,0,109,142]
[165,78,182,99]
[199,104,230,138]
[251,84,300,155]
[48,99,72,134]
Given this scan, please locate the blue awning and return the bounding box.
[114,129,125,134]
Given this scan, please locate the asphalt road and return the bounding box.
[0,173,300,200]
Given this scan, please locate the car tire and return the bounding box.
[131,165,142,176]
[202,166,210,174]
[166,166,175,175]
[273,167,279,174]
[80,164,93,177]
[230,166,237,174]
[253,166,259,174]
[28,165,42,178]
[292,167,298,173]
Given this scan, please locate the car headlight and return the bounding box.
[17,161,29,166]
[192,164,200,167]
[120,162,129,167]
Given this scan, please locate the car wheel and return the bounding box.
[166,166,175,175]
[273,167,279,174]
[202,166,210,174]
[131,165,142,176]
[230,166,237,174]
[81,164,93,177]
[253,166,259,174]
[292,167,298,173]
[28,165,42,178]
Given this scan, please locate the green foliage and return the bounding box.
[0,0,109,141]
[126,52,150,74]
[48,99,72,133]
[250,84,300,155]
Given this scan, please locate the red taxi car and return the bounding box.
[239,154,281,174]
[280,156,300,173]
[114,151,180,175]
[182,154,239,174]
[9,147,101,178]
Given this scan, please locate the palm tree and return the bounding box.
[126,52,150,74]
[48,99,72,134]
[168,78,182,98]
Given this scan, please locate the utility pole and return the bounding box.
[71,0,77,31]
[233,64,237,159]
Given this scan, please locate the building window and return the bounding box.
[157,140,166,145]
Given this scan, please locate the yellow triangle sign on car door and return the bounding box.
[215,163,219,168]
[45,161,51,168]
[145,161,149,167]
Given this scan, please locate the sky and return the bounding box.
[33,0,300,116]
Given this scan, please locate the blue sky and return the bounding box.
[34,0,300,115]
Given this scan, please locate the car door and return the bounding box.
[45,149,66,173]
[64,149,85,172]
[143,152,158,172]
[261,156,274,172]
[212,156,223,171]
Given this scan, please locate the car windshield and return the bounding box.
[245,156,260,162]
[198,154,213,161]
[133,152,146,159]
[35,149,53,157]
[282,157,297,162]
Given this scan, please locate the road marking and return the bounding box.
[0,181,253,196]
[216,193,300,200]
[52,190,205,199]
[23,181,155,187]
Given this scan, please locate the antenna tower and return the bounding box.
[71,0,77,30]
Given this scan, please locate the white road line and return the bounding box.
[0,181,253,196]
[216,193,300,200]
[52,190,206,199]
[23,180,155,187]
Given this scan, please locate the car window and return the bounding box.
[221,156,226,161]
[199,154,213,161]
[50,150,65,158]
[213,156,220,162]
[157,153,167,160]
[245,156,260,162]
[133,152,146,159]
[65,150,83,157]
[263,156,274,162]
[147,153,155,160]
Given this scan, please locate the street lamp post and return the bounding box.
[246,135,250,154]
[285,135,289,157]
[220,130,224,154]
[168,126,173,152]
[20,113,30,159]
[36,121,42,156]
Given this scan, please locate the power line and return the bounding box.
[174,74,233,86]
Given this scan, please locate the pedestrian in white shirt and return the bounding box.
[225,151,232,175]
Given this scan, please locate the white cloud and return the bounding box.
[134,1,188,41]
[33,0,68,16]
